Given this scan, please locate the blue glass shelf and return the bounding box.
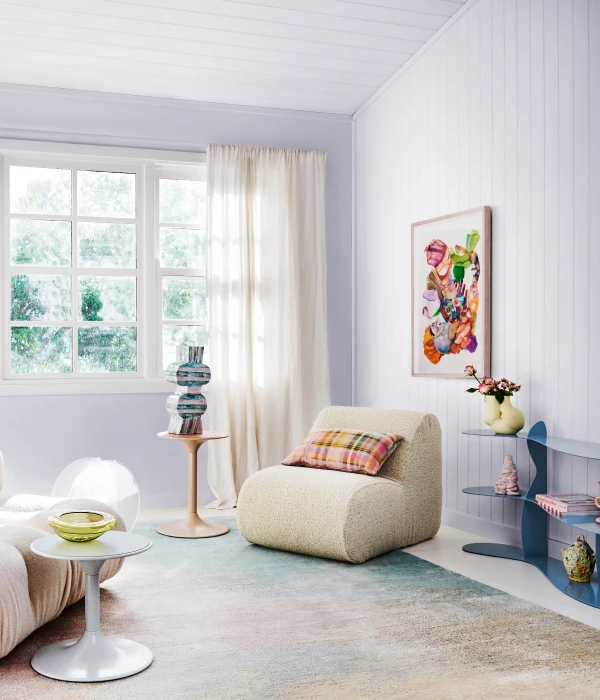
[462,487,600,533]
[462,421,600,609]
[463,429,528,439]
[462,486,526,500]
[463,428,600,460]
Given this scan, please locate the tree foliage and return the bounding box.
[9,168,205,374]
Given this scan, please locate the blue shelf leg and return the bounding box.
[462,542,524,561]
[522,421,548,559]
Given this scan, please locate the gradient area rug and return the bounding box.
[2,518,600,699]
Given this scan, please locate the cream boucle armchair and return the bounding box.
[237,406,442,564]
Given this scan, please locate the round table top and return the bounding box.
[31,530,152,561]
[157,431,228,442]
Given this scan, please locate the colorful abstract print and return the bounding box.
[282,429,404,476]
[422,230,481,365]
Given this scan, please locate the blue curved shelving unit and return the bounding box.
[462,421,600,609]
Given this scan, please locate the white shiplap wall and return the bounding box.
[355,0,599,547]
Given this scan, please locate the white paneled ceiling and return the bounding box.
[0,0,468,115]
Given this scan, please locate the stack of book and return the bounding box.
[535,493,600,522]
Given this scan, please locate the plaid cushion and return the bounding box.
[282,429,404,476]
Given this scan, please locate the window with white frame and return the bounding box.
[0,144,207,392]
[155,165,207,370]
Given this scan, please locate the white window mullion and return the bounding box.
[1,154,8,381]
[158,222,205,231]
[159,267,204,277]
[135,166,146,378]
[72,267,139,278]
[145,162,156,381]
[9,213,73,222]
[72,167,78,374]
[8,320,72,327]
[78,321,138,327]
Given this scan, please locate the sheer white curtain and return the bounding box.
[206,144,330,508]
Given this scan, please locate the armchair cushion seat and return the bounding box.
[237,407,442,563]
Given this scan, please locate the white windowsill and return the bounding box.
[0,378,173,397]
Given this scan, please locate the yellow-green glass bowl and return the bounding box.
[47,511,117,542]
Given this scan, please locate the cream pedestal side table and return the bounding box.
[30,531,153,682]
[157,431,229,538]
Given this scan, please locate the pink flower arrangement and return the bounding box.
[464,366,521,403]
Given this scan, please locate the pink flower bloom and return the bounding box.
[478,383,491,394]
[464,365,477,377]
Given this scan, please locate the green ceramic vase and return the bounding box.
[561,535,596,583]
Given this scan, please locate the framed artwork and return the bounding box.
[411,206,491,378]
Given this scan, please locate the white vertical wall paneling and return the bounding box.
[397,74,411,411]
[491,0,507,526]
[468,1,482,519]
[478,0,493,524]
[410,61,425,413]
[529,0,545,463]
[418,56,431,416]
[436,31,450,523]
[515,0,532,502]
[588,0,600,504]
[426,48,440,424]
[514,0,532,504]
[456,13,470,516]
[355,0,597,542]
[543,0,563,546]
[445,20,459,514]
[572,0,590,505]
[503,0,519,528]
[554,0,576,545]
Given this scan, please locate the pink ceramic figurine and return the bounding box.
[494,455,520,496]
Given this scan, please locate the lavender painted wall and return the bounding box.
[0,83,353,506]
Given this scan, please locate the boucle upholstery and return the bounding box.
[0,496,126,659]
[237,407,442,563]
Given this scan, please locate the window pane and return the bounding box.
[11,326,72,374]
[77,170,135,218]
[78,223,136,268]
[162,325,208,369]
[160,228,205,271]
[78,327,137,373]
[79,276,136,321]
[11,219,71,266]
[11,275,71,321]
[162,277,206,321]
[10,166,71,215]
[159,179,205,224]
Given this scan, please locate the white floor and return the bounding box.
[140,508,600,632]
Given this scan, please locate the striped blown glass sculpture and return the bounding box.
[166,346,211,435]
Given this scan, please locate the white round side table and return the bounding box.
[30,530,153,683]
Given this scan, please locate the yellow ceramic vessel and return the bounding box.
[483,396,525,435]
[47,511,117,542]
